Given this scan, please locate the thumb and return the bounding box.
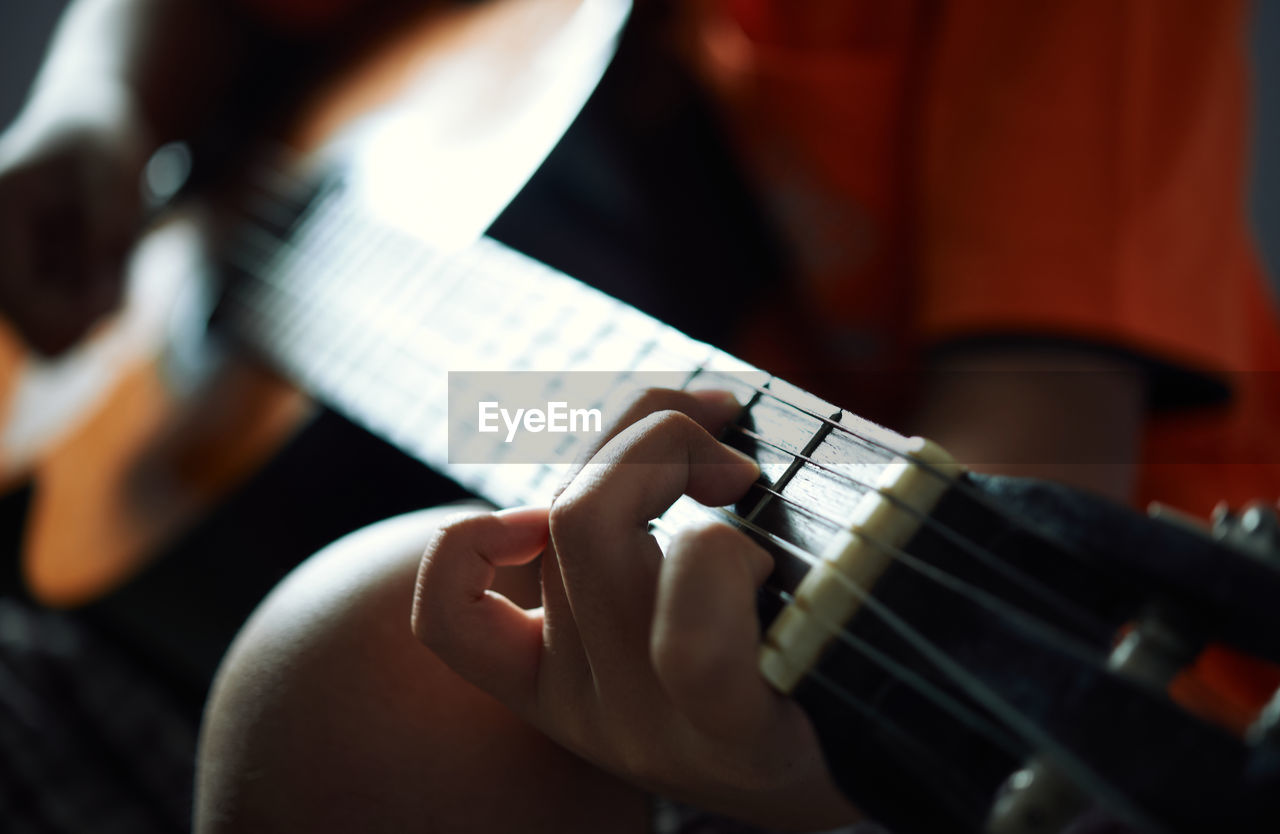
[412,506,549,711]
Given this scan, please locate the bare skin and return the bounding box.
[196,504,652,834]
[916,345,1145,503]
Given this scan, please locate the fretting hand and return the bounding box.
[412,389,860,830]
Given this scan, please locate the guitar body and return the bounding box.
[4,0,613,608]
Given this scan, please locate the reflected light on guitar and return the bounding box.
[347,0,629,251]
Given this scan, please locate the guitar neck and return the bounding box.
[223,174,912,514]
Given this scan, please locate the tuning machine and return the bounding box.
[1209,501,1280,569]
[985,614,1198,834]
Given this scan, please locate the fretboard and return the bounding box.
[223,176,913,538]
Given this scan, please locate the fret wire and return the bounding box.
[744,412,837,526]
[697,368,1096,566]
[238,186,351,368]
[327,222,408,405]
[698,368,930,466]
[743,481,1104,668]
[239,244,337,375]
[273,194,389,384]
[717,506,1153,833]
[232,209,715,379]
[729,424,1112,644]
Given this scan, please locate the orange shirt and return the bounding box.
[688,0,1280,516]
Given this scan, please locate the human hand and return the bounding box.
[0,85,148,355]
[412,389,860,830]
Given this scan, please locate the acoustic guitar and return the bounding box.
[1,1,1278,831]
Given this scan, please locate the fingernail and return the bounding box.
[724,444,761,476]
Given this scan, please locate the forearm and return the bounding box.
[910,345,1146,504]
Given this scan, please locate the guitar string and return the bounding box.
[215,200,1153,827]
[648,515,1026,760]
[762,584,1026,762]
[219,193,1123,668]
[696,366,1109,576]
[742,479,1106,667]
[730,424,1114,644]
[800,662,995,825]
[222,223,1119,697]
[228,170,1117,597]
[716,506,1155,834]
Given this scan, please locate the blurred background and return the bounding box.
[0,0,1274,283]
[0,0,1277,287]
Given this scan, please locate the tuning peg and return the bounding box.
[1247,689,1280,747]
[985,614,1196,834]
[1210,501,1280,568]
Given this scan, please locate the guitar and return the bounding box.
[2,1,1279,832]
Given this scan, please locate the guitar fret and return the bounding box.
[226,183,913,536]
[745,414,839,525]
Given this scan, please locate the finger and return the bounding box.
[550,411,759,681]
[651,521,783,740]
[610,387,744,442]
[412,506,549,712]
[541,388,744,667]
[555,387,743,498]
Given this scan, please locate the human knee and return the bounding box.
[195,506,484,832]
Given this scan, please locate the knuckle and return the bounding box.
[614,736,666,788]
[625,386,683,419]
[427,509,489,549]
[423,521,462,559]
[631,409,698,446]
[653,625,725,697]
[671,520,771,580]
[548,487,594,541]
[671,520,745,556]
